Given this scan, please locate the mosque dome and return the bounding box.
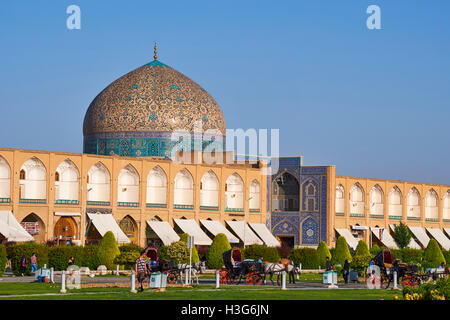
[83,46,226,157]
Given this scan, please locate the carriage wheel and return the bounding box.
[167,272,178,284]
[245,274,253,285]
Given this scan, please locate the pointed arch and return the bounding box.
[0,156,10,199]
[200,170,219,208]
[302,177,320,212]
[425,189,438,220]
[20,157,47,201]
[21,213,46,242]
[407,187,421,218]
[370,184,384,216]
[87,162,111,203]
[443,190,450,220]
[55,159,79,203]
[335,184,345,214]
[54,216,77,245]
[174,169,194,207]
[119,215,137,243]
[249,179,260,210]
[146,165,167,205]
[272,172,299,211]
[388,186,402,217]
[225,173,244,210]
[118,164,139,204]
[350,183,364,217]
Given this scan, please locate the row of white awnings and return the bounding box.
[336,225,450,250]
[87,213,131,244]
[147,219,280,247]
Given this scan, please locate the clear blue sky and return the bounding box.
[0,1,449,184]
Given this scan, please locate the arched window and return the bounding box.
[302,179,319,212]
[119,215,137,243]
[350,183,364,217]
[443,191,450,220]
[146,166,167,205]
[55,159,79,203]
[370,184,384,216]
[174,169,194,207]
[425,189,438,220]
[200,170,219,208]
[118,164,139,204]
[20,169,26,180]
[407,187,420,219]
[335,185,345,214]
[249,180,260,211]
[272,172,299,211]
[0,156,11,199]
[54,216,76,246]
[87,162,111,203]
[225,173,244,210]
[20,157,47,201]
[388,186,402,218]
[21,213,45,242]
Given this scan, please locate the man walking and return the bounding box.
[30,253,38,273]
[135,251,148,293]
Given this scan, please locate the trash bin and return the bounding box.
[35,268,51,281]
[150,272,168,288]
[349,270,359,283]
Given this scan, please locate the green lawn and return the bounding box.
[0,283,401,300]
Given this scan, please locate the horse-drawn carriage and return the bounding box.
[144,247,179,284]
[372,248,427,288]
[219,248,264,285]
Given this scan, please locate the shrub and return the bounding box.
[289,248,319,269]
[7,243,49,276]
[179,233,200,263]
[316,241,331,266]
[423,239,446,269]
[0,244,7,276]
[277,242,292,259]
[206,233,231,269]
[442,250,450,267]
[48,246,86,271]
[95,231,120,270]
[164,241,190,264]
[395,248,423,265]
[403,277,450,300]
[118,243,143,254]
[114,251,140,270]
[332,236,352,266]
[370,244,381,256]
[243,245,280,263]
[158,245,169,261]
[81,245,101,270]
[392,222,412,249]
[354,240,370,257]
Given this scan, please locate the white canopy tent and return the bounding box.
[249,223,280,247]
[225,220,263,245]
[426,228,450,251]
[389,225,421,249]
[146,220,180,246]
[335,228,359,250]
[87,213,131,244]
[173,219,212,245]
[408,226,430,249]
[199,219,240,244]
[0,211,34,242]
[371,227,399,249]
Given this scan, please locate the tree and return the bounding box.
[206,233,231,269]
[351,240,372,275]
[316,241,331,265]
[332,236,352,266]
[392,222,412,249]
[179,233,200,263]
[423,239,446,268]
[354,240,370,257]
[95,231,120,270]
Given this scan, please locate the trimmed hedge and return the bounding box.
[7,243,49,276]
[442,250,450,267]
[423,239,446,268]
[243,245,281,263]
[332,236,352,266]
[354,240,370,257]
[48,246,86,271]
[179,233,200,263]
[370,244,381,256]
[289,248,319,269]
[206,233,231,269]
[391,248,423,265]
[0,244,7,276]
[163,241,190,264]
[95,231,120,270]
[316,241,331,265]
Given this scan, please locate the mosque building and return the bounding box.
[1,46,450,251]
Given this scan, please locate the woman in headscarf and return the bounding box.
[20,255,27,276]
[342,259,350,284]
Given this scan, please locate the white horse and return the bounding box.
[177,262,204,285]
[262,261,301,285]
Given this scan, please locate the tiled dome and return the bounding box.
[83,59,226,136]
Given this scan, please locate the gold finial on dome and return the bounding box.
[154,42,158,60]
